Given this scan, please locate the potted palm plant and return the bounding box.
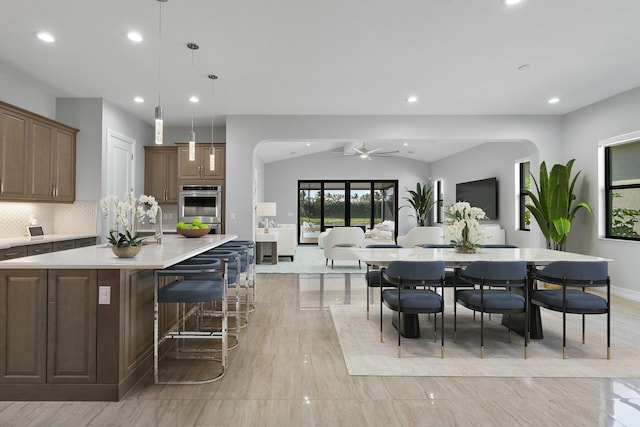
[524,159,592,251]
[401,183,436,226]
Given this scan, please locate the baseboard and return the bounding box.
[610,285,640,303]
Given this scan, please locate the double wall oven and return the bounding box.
[178,185,222,234]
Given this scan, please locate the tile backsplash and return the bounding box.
[0,201,97,239]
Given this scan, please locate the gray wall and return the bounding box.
[263,149,431,235]
[0,71,56,118]
[430,141,532,248]
[226,114,562,243]
[563,87,640,296]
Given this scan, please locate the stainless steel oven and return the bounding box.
[178,185,222,233]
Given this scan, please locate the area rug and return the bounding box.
[330,303,640,378]
[255,245,365,274]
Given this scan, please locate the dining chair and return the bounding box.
[364,244,402,320]
[454,261,528,358]
[530,261,610,359]
[380,260,445,358]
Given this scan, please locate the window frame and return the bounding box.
[518,160,531,231]
[604,139,640,241]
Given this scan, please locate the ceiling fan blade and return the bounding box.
[372,150,399,155]
[353,147,365,155]
[366,147,384,154]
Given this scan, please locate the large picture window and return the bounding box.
[605,140,640,240]
[298,180,398,244]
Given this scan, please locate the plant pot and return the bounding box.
[111,245,142,258]
[454,246,477,254]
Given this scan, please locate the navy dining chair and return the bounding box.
[530,261,610,359]
[381,260,445,358]
[454,261,529,358]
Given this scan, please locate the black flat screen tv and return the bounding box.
[455,177,498,219]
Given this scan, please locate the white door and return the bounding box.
[103,129,135,238]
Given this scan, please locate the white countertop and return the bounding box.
[0,234,237,269]
[0,233,98,249]
[350,247,612,266]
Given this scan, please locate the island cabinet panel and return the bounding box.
[125,270,155,371]
[0,270,47,384]
[47,270,97,384]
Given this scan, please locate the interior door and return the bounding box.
[104,129,135,239]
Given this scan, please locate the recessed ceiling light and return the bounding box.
[133,96,144,103]
[306,143,311,146]
[403,142,408,146]
[35,32,55,43]
[406,96,418,103]
[189,96,199,103]
[548,97,560,104]
[503,0,523,5]
[127,31,143,42]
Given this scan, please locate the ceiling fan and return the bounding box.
[340,142,399,160]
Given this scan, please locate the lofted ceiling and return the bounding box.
[1,0,640,163]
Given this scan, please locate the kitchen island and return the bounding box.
[0,234,236,401]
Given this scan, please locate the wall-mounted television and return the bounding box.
[455,177,498,219]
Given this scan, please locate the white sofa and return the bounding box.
[396,226,444,247]
[255,224,297,261]
[322,227,366,269]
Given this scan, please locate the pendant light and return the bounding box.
[208,74,218,171]
[187,43,199,161]
[155,0,167,145]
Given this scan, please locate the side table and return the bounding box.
[255,232,279,264]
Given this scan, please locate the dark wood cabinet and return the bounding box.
[177,142,225,182]
[0,270,98,387]
[144,146,178,203]
[0,246,28,260]
[0,100,77,202]
[47,270,97,383]
[0,270,48,384]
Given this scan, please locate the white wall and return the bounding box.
[563,87,640,295]
[263,149,430,235]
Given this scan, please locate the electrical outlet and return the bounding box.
[99,286,111,305]
[230,213,236,221]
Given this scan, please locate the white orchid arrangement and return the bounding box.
[100,192,159,247]
[444,202,489,251]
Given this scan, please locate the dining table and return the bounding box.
[350,246,611,339]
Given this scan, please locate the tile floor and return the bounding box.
[1,272,640,426]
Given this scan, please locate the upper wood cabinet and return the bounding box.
[144,146,178,203]
[0,100,78,202]
[0,107,28,198]
[177,143,225,182]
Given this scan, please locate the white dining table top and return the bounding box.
[350,247,611,266]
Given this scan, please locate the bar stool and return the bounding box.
[193,249,247,338]
[153,259,228,384]
[222,240,256,311]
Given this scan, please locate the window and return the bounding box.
[518,161,531,231]
[435,179,444,223]
[605,140,640,240]
[298,180,398,244]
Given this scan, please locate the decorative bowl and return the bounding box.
[177,227,210,238]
